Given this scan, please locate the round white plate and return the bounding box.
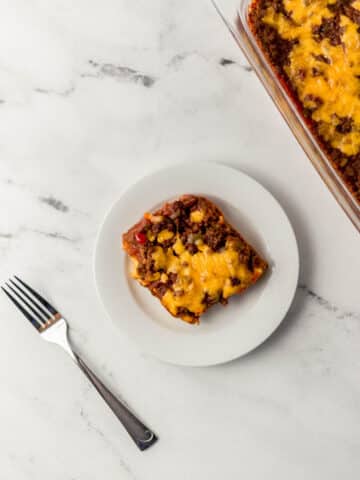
[94,162,299,366]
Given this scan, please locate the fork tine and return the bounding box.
[9,279,51,319]
[1,286,41,330]
[6,283,48,324]
[14,276,58,315]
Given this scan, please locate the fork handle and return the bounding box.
[75,355,157,451]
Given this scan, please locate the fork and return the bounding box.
[2,276,157,451]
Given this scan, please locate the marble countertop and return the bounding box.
[1,1,359,478]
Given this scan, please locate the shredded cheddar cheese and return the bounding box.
[157,230,174,243]
[190,210,204,223]
[145,235,262,317]
[262,0,360,155]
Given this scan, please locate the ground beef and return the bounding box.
[161,239,175,249]
[150,218,175,236]
[184,197,198,208]
[186,243,198,254]
[271,0,290,16]
[248,0,360,205]
[202,292,220,306]
[136,264,146,277]
[312,14,343,46]
[238,247,251,265]
[144,249,156,273]
[151,281,168,298]
[190,223,200,233]
[167,272,177,285]
[313,54,331,64]
[342,4,360,25]
[335,117,353,134]
[303,94,323,111]
[247,253,255,272]
[311,67,322,77]
[329,0,360,26]
[203,225,227,251]
[176,306,195,319]
[219,295,228,306]
[256,24,296,69]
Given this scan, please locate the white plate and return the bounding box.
[94,162,299,366]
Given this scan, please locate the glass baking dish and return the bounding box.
[212,0,360,232]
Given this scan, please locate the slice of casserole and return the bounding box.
[122,195,268,324]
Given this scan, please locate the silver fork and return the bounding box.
[2,276,157,451]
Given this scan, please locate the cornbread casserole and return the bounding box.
[122,195,268,324]
[249,0,360,204]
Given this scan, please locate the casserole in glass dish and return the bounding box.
[212,0,360,232]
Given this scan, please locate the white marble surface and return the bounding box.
[0,1,359,478]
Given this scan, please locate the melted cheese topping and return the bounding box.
[150,235,263,318]
[190,210,204,222]
[157,230,174,243]
[262,0,360,155]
